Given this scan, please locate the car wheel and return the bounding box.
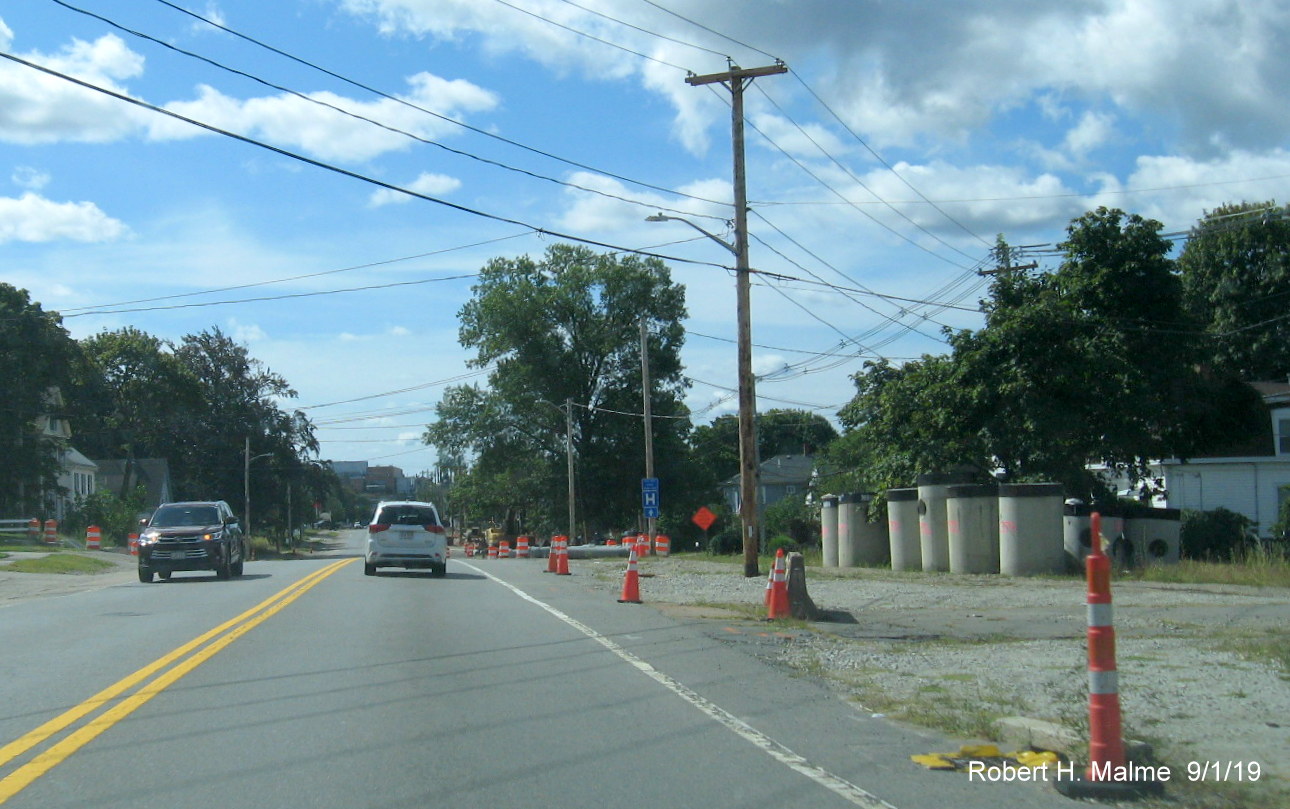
[158,571,172,581]
[231,559,244,577]
[216,556,232,580]
[363,562,376,576]
[138,567,154,583]
[432,563,447,578]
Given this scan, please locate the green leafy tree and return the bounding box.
[833,211,1262,499]
[172,328,317,532]
[1178,201,1290,381]
[0,284,78,515]
[66,327,200,495]
[425,244,691,537]
[689,408,838,498]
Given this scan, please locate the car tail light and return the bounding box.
[369,524,390,534]
[424,524,445,534]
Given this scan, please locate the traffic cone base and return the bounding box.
[767,549,790,619]
[618,549,642,604]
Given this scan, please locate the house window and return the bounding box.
[1280,419,1290,454]
[785,485,797,495]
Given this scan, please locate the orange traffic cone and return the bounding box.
[545,536,558,572]
[556,536,571,576]
[618,547,642,603]
[767,548,790,619]
[764,563,774,607]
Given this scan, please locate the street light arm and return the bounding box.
[646,213,736,255]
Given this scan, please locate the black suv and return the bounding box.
[137,500,247,582]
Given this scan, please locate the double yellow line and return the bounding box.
[0,557,354,805]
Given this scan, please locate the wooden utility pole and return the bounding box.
[640,318,656,551]
[564,398,576,544]
[686,62,787,577]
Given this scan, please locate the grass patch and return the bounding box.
[1215,627,1290,672]
[1126,547,1290,588]
[3,553,117,574]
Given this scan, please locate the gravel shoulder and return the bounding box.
[570,554,1290,806]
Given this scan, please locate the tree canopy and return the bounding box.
[1178,200,1290,381]
[0,284,77,514]
[425,244,691,536]
[832,208,1264,499]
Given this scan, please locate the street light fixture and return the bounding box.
[243,437,273,550]
[646,211,762,577]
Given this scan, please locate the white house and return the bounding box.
[39,388,97,522]
[1157,381,1290,538]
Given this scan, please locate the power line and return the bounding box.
[143,0,731,211]
[53,0,725,224]
[752,82,985,263]
[784,72,992,248]
[550,0,730,60]
[58,232,532,315]
[0,49,733,274]
[488,0,693,71]
[62,273,481,319]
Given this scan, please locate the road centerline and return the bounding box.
[0,558,355,805]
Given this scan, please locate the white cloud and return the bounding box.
[0,33,149,144]
[342,0,1290,161]
[150,72,498,162]
[11,166,50,190]
[227,317,267,343]
[0,192,129,243]
[369,172,461,206]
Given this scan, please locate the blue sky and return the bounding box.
[4,0,1289,476]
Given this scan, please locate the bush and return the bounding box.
[708,530,742,555]
[765,535,798,557]
[1180,508,1255,561]
[763,495,818,548]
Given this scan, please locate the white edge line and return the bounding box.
[459,559,897,809]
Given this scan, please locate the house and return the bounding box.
[1154,381,1290,538]
[93,458,173,511]
[37,388,97,522]
[720,454,815,515]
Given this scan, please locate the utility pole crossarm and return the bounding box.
[686,63,788,87]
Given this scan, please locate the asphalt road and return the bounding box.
[0,531,1084,809]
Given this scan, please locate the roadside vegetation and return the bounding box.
[0,552,117,575]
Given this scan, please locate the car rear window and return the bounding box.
[375,505,439,526]
[152,506,220,527]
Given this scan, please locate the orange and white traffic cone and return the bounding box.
[546,536,559,572]
[618,547,642,603]
[767,548,790,619]
[556,535,571,576]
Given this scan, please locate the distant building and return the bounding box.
[93,458,173,512]
[329,460,369,493]
[37,388,97,522]
[720,454,815,514]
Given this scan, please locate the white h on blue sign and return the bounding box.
[642,478,661,518]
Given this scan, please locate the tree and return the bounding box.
[172,328,317,533]
[66,327,200,495]
[832,211,1261,500]
[690,408,839,487]
[1178,201,1290,381]
[0,284,78,515]
[425,244,690,537]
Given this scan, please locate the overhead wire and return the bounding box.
[145,0,732,212]
[52,0,725,224]
[0,50,734,275]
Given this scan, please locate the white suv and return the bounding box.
[364,500,448,577]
